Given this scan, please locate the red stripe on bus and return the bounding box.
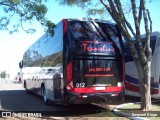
[151,89,159,94]
[125,81,159,95]
[62,19,68,36]
[125,81,140,92]
[73,87,123,94]
[66,62,72,84]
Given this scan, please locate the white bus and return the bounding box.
[124,32,160,99]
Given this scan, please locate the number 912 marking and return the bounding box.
[76,83,85,88]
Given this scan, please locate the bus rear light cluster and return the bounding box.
[66,62,73,92]
[62,19,68,35]
[66,62,72,83]
[117,82,123,87]
[78,95,88,99]
[111,94,118,96]
[66,84,73,92]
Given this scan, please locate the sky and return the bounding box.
[0,0,159,78]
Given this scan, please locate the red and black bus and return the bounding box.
[19,18,125,104]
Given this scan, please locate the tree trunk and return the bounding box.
[135,60,152,111]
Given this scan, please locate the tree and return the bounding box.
[1,71,7,79]
[0,0,55,36]
[58,0,152,111]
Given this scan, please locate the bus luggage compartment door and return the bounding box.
[73,59,122,88]
[53,73,62,100]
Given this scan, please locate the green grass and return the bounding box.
[81,110,117,117]
[117,102,160,120]
[80,109,129,120]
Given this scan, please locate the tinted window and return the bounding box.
[41,35,63,67]
[96,23,120,44]
[68,21,121,44]
[47,68,55,73]
[73,60,122,87]
[68,20,122,57]
[68,21,105,41]
[124,36,156,62]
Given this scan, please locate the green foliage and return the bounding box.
[45,20,56,36]
[58,0,108,19]
[59,0,94,10]
[40,19,56,36]
[0,71,6,79]
[8,0,19,3]
[0,0,55,35]
[87,8,105,16]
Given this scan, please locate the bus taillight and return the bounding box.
[66,62,73,92]
[62,19,68,36]
[66,84,73,91]
[117,82,123,87]
[111,94,119,96]
[78,95,88,99]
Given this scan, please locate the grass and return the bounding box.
[79,109,130,120]
[81,109,118,117]
[116,101,160,120]
[74,103,130,120]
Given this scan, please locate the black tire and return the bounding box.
[42,87,50,105]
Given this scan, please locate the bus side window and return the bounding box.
[156,37,160,48]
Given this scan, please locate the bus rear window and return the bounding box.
[68,21,108,42]
[68,21,121,49]
[68,20,122,57]
[73,60,122,87]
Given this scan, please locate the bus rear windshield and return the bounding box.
[68,20,122,57]
[68,20,121,45]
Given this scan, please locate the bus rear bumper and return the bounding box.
[65,91,124,104]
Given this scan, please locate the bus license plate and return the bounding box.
[95,87,105,90]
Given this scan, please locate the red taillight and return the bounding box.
[67,62,72,84]
[62,19,68,36]
[78,95,88,99]
[111,94,119,96]
[66,62,73,92]
[66,84,73,91]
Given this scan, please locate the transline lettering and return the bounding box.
[82,43,114,52]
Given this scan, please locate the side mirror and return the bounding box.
[19,61,23,69]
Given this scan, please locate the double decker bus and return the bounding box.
[124,32,160,99]
[19,18,125,105]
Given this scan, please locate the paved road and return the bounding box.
[0,79,112,119]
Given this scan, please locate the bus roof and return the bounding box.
[65,18,116,25]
